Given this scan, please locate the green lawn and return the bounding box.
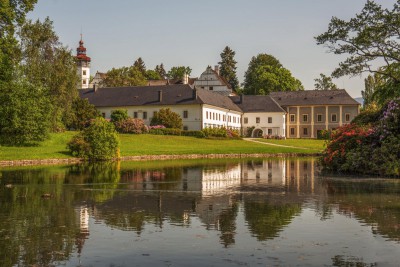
[249,138,326,151]
[0,132,322,161]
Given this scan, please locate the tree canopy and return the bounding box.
[314,73,338,90]
[315,0,400,103]
[155,63,166,78]
[218,46,239,91]
[167,66,192,80]
[150,108,183,129]
[133,57,146,76]
[243,53,304,95]
[102,66,147,87]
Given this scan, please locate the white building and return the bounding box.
[194,66,233,95]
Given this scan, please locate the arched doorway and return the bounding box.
[252,128,263,138]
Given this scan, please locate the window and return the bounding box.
[345,113,350,122]
[303,128,308,135]
[244,117,248,124]
[290,127,295,135]
[223,115,226,121]
[143,112,147,120]
[317,114,323,122]
[303,114,308,122]
[331,113,337,122]
[209,86,214,91]
[256,117,260,123]
[268,117,272,123]
[206,111,208,119]
[82,79,86,85]
[101,112,106,118]
[183,126,188,131]
[290,114,295,122]
[83,70,86,76]
[268,129,272,135]
[183,110,188,118]
[134,112,138,118]
[153,111,157,117]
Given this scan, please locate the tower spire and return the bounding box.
[76,36,91,89]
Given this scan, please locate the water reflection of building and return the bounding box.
[75,206,90,254]
[241,159,286,186]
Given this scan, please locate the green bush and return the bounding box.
[68,117,120,160]
[202,127,228,138]
[352,109,380,126]
[68,98,100,130]
[114,118,148,134]
[181,130,205,138]
[111,109,129,123]
[149,128,182,136]
[150,108,183,129]
[317,129,330,140]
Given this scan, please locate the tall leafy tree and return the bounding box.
[314,73,338,90]
[218,46,239,91]
[133,57,146,76]
[150,108,183,129]
[167,66,192,80]
[102,66,147,87]
[155,63,166,78]
[19,18,79,130]
[145,69,162,80]
[315,0,400,103]
[243,53,304,95]
[362,74,382,109]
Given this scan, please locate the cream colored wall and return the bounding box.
[242,112,286,137]
[202,105,241,130]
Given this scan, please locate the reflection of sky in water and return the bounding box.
[1,158,400,266]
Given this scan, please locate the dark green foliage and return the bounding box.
[219,46,239,91]
[0,78,51,145]
[351,110,380,126]
[181,130,205,138]
[362,74,382,109]
[315,0,400,104]
[114,118,148,134]
[150,108,183,129]
[110,109,128,123]
[167,66,192,80]
[149,128,182,136]
[19,18,79,131]
[155,63,166,78]
[68,117,120,160]
[133,57,146,76]
[102,66,147,87]
[243,53,304,95]
[68,98,100,130]
[202,127,240,139]
[314,73,338,90]
[145,70,162,80]
[316,129,330,140]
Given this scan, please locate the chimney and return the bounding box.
[192,88,198,100]
[93,83,98,92]
[214,65,220,75]
[183,73,189,85]
[158,90,162,102]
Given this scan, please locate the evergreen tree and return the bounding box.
[155,63,167,78]
[362,74,382,109]
[133,57,146,76]
[218,46,239,91]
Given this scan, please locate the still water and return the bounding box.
[1,158,400,267]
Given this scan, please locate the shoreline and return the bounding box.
[0,152,321,167]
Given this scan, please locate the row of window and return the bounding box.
[244,117,273,124]
[289,113,351,123]
[289,128,335,136]
[205,111,240,124]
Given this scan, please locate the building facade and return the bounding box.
[76,38,91,89]
[193,66,233,95]
[270,90,360,138]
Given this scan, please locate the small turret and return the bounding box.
[76,36,91,89]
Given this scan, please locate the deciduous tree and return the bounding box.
[102,66,147,87]
[150,108,183,129]
[155,63,166,78]
[243,53,303,95]
[167,66,192,80]
[314,73,338,90]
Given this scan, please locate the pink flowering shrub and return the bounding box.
[114,118,148,134]
[321,99,400,176]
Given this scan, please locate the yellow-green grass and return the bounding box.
[0,132,321,161]
[249,138,326,151]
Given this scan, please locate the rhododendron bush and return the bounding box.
[321,100,400,176]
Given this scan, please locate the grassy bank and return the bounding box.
[0,132,324,161]
[249,138,326,151]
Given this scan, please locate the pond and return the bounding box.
[0,158,399,266]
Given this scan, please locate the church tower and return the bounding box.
[76,36,91,89]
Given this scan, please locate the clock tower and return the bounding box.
[76,36,91,89]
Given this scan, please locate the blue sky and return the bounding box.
[28,0,396,97]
